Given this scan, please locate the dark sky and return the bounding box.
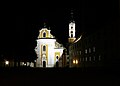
[0,0,118,59]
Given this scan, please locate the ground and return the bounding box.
[0,67,120,86]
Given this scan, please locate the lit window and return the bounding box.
[43,32,46,37]
[89,48,91,53]
[80,51,81,55]
[73,59,75,64]
[85,57,87,61]
[76,60,78,64]
[85,49,87,54]
[43,45,46,51]
[99,55,101,61]
[5,61,9,65]
[24,63,26,66]
[89,57,91,61]
[93,47,95,52]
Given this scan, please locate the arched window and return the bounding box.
[71,31,73,33]
[71,26,73,29]
[43,45,46,51]
[71,31,73,37]
[56,56,58,59]
[43,32,46,37]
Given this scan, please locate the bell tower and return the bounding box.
[68,10,76,43]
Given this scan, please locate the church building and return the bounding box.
[35,24,65,67]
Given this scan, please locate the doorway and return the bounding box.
[43,61,46,68]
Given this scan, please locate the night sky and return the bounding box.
[0,1,118,59]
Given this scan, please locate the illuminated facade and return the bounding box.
[68,20,76,43]
[35,27,64,67]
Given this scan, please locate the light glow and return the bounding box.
[76,60,78,64]
[73,60,76,64]
[24,63,26,66]
[5,61,9,65]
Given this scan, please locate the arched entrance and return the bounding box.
[43,61,46,68]
[42,54,46,68]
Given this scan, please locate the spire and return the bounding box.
[70,9,74,22]
[43,18,47,28]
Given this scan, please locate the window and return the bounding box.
[99,55,101,61]
[93,47,95,52]
[71,31,73,33]
[93,56,95,61]
[43,32,46,37]
[76,60,78,64]
[73,59,75,64]
[71,26,73,29]
[71,31,73,37]
[85,49,87,54]
[89,57,91,61]
[85,57,87,61]
[80,51,81,55]
[67,57,69,59]
[77,51,79,55]
[89,48,91,53]
[43,45,46,51]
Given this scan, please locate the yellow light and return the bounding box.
[76,60,78,64]
[5,61,9,65]
[73,60,75,64]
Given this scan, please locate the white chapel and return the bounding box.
[35,25,65,67]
